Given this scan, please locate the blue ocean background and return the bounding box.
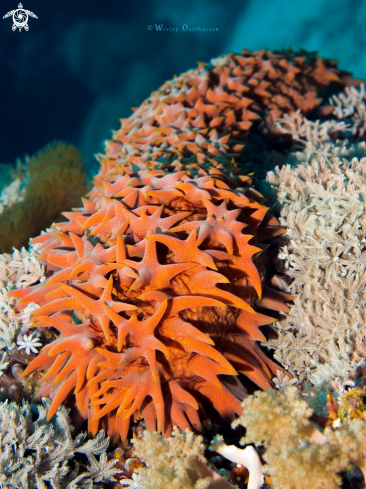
[1,0,365,174]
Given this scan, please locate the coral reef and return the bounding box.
[0,247,46,401]
[128,382,366,489]
[263,136,366,387]
[0,141,87,253]
[11,47,353,445]
[274,109,350,144]
[0,398,119,488]
[3,49,366,489]
[0,180,25,215]
[130,425,266,489]
[209,436,264,489]
[131,427,230,489]
[330,83,366,139]
[232,385,366,489]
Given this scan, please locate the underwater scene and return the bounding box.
[2,0,366,487]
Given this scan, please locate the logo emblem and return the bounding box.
[3,3,38,31]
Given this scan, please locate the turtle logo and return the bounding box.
[3,3,38,32]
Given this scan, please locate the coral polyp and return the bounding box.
[12,49,357,444]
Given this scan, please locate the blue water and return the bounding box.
[0,0,364,176]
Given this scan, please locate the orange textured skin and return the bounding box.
[15,49,355,444]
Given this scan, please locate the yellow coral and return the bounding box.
[233,386,366,489]
[0,141,87,253]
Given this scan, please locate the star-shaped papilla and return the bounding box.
[43,235,95,288]
[52,209,87,235]
[114,235,140,286]
[11,234,92,308]
[32,276,137,342]
[255,210,287,241]
[85,348,123,389]
[68,242,120,281]
[171,197,246,254]
[181,266,255,312]
[105,407,132,444]
[74,365,102,436]
[9,281,59,309]
[102,299,169,381]
[256,284,293,313]
[173,181,212,206]
[181,350,237,391]
[121,238,197,292]
[125,239,147,259]
[145,228,222,270]
[149,170,187,190]
[30,230,66,254]
[208,166,245,188]
[90,364,165,434]
[24,314,105,420]
[234,309,275,342]
[137,291,236,377]
[128,187,153,208]
[153,102,186,126]
[26,315,100,389]
[88,200,130,239]
[198,179,255,209]
[161,380,202,436]
[144,187,184,205]
[106,168,165,207]
[83,197,114,230]
[73,197,96,215]
[35,231,78,263]
[120,204,191,242]
[227,234,263,298]
[41,232,91,270]
[110,180,150,207]
[143,295,219,346]
[217,336,275,390]
[190,375,243,422]
[45,240,117,293]
[103,173,132,198]
[126,168,167,188]
[43,247,77,270]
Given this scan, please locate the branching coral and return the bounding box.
[275,109,350,144]
[263,140,366,387]
[0,398,119,489]
[0,141,87,253]
[131,427,232,489]
[330,83,366,138]
[130,425,266,489]
[0,247,47,401]
[232,386,366,489]
[9,49,360,445]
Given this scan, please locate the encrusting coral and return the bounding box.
[0,141,87,253]
[8,49,361,446]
